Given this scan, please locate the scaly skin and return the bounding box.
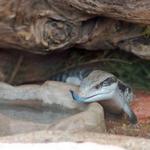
[51,69,137,124]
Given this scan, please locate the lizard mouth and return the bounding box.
[70,90,114,103]
[70,90,98,102]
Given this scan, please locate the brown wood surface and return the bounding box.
[0,0,149,54]
[64,0,150,24]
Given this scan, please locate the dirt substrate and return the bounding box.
[106,91,150,138]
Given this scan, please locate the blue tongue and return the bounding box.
[70,90,101,103]
[69,90,87,102]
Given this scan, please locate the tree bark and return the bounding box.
[0,0,82,54]
[0,0,149,56]
[60,0,150,24]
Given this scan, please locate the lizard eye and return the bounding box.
[102,77,117,86]
[94,77,117,89]
[95,84,101,89]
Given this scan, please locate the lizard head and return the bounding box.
[70,70,136,123]
[70,70,132,103]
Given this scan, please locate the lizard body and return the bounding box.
[49,67,93,86]
[49,68,137,124]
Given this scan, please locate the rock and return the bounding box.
[0,113,49,136]
[0,81,86,110]
[0,142,126,150]
[39,81,86,110]
[0,102,105,136]
[0,82,106,136]
[1,130,150,150]
[49,103,106,133]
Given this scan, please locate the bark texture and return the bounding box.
[61,0,150,24]
[0,0,149,58]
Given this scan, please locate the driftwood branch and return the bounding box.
[64,0,150,24]
[0,0,149,58]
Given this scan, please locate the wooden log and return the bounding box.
[0,0,149,55]
[63,0,150,24]
[0,0,81,53]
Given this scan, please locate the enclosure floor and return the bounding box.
[106,91,150,138]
